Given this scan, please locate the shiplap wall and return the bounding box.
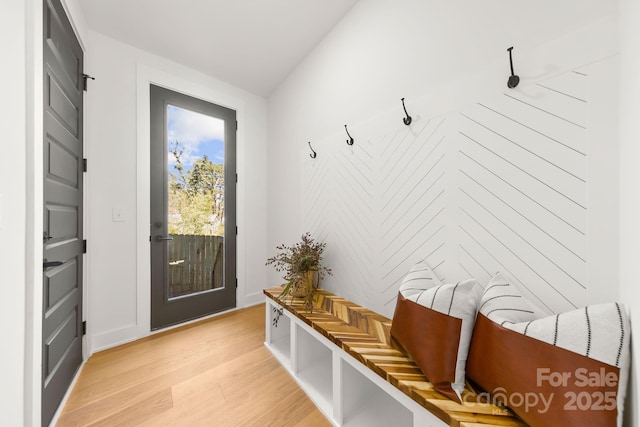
[302,60,609,318]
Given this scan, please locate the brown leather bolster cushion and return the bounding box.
[467,313,619,427]
[390,293,463,402]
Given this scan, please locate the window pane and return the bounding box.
[165,104,225,299]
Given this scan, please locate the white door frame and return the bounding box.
[134,64,247,342]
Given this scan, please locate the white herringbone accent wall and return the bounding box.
[454,69,588,314]
[301,65,600,317]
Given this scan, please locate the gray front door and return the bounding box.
[42,0,84,424]
[150,85,237,330]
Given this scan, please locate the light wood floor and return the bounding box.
[56,304,330,427]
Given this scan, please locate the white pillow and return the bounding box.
[478,272,538,325]
[410,278,483,400]
[398,261,441,300]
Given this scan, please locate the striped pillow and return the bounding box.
[505,302,630,426]
[478,272,537,326]
[398,261,441,299]
[392,277,482,402]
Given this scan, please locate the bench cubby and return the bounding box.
[340,357,414,427]
[294,323,334,416]
[265,304,291,368]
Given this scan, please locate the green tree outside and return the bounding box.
[168,140,224,236]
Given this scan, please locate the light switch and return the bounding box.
[112,207,126,222]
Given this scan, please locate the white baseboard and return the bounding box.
[88,295,267,355]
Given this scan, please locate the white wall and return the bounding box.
[266,0,617,281]
[619,0,640,424]
[267,0,618,302]
[85,31,268,353]
[293,51,619,317]
[268,0,633,421]
[1,1,27,425]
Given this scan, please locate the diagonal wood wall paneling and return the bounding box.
[302,65,602,317]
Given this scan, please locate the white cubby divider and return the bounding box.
[264,298,447,427]
[265,301,291,369]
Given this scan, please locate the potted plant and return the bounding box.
[266,232,332,310]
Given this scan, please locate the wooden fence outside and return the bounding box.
[168,234,224,297]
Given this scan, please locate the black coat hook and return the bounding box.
[401,98,412,126]
[507,47,520,89]
[344,125,354,146]
[82,73,95,91]
[308,141,317,158]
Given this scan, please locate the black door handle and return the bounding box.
[155,235,174,242]
[43,260,63,269]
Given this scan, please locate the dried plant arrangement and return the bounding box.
[266,232,332,310]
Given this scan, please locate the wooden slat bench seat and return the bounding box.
[264,286,526,427]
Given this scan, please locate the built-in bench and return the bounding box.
[264,286,526,427]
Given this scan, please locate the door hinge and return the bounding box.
[82,321,87,335]
[236,120,238,130]
[82,239,87,254]
[235,226,238,235]
[236,278,238,288]
[82,158,87,172]
[235,173,238,183]
[82,73,95,91]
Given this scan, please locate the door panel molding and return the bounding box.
[42,0,84,424]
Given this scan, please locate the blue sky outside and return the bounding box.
[167,104,225,174]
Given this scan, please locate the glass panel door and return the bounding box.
[150,85,236,330]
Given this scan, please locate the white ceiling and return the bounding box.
[79,0,359,97]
